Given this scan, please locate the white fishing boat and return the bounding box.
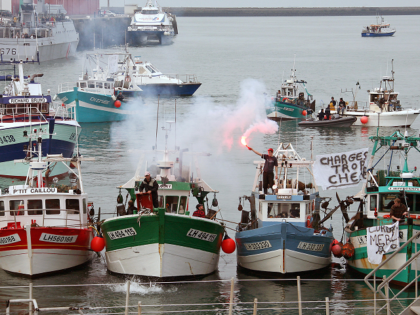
[338,61,419,127]
[117,56,201,96]
[0,60,81,179]
[128,0,178,45]
[0,0,79,62]
[0,128,95,277]
[361,15,396,37]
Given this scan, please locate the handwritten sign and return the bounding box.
[366,223,400,264]
[313,148,368,190]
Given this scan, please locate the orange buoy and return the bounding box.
[91,236,105,252]
[306,215,312,228]
[361,116,369,124]
[332,242,343,258]
[342,243,355,259]
[221,235,236,254]
[302,110,307,116]
[114,100,121,108]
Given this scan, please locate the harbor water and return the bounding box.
[1,14,420,314]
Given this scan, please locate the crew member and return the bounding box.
[329,97,336,110]
[339,98,346,115]
[138,171,159,209]
[325,107,331,120]
[318,109,325,121]
[126,200,137,215]
[193,204,206,218]
[390,198,408,223]
[248,147,278,194]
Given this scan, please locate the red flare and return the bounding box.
[241,136,247,146]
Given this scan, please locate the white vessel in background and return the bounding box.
[0,0,79,62]
[339,61,419,127]
[128,0,178,45]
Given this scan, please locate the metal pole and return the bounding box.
[325,297,329,315]
[228,277,234,315]
[384,276,390,315]
[29,282,33,315]
[416,241,418,298]
[253,298,258,315]
[138,301,141,315]
[297,276,302,315]
[373,274,376,315]
[125,280,131,315]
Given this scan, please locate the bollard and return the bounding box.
[228,277,234,315]
[125,280,131,315]
[297,276,302,315]
[253,298,258,315]
[138,301,142,315]
[325,297,329,315]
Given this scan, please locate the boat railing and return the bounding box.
[0,208,84,228]
[364,229,420,314]
[2,277,415,315]
[50,101,76,120]
[57,82,75,93]
[0,103,49,122]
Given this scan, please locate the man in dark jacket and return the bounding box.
[139,172,159,208]
[247,147,278,194]
[193,204,206,218]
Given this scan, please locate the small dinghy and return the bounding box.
[298,116,357,127]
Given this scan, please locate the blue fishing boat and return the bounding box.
[56,53,142,123]
[361,15,396,37]
[235,143,334,274]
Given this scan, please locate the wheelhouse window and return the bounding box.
[267,203,300,218]
[145,65,156,74]
[370,195,378,212]
[10,200,24,216]
[96,82,103,89]
[28,200,43,215]
[79,82,87,88]
[46,199,60,215]
[165,196,179,213]
[158,196,164,208]
[88,81,95,88]
[179,196,187,214]
[380,193,398,212]
[104,82,111,89]
[66,199,80,214]
[83,199,87,214]
[0,201,4,216]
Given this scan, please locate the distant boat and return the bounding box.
[361,15,396,37]
[298,116,357,127]
[128,0,178,45]
[266,65,315,121]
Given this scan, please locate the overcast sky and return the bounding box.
[104,0,419,7]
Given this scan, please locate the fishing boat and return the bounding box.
[266,65,315,121]
[0,128,94,276]
[128,0,178,45]
[235,143,334,274]
[0,60,81,179]
[338,61,419,127]
[361,15,396,37]
[117,57,201,96]
[0,0,79,62]
[56,53,143,123]
[100,122,227,278]
[340,130,420,285]
[298,116,357,127]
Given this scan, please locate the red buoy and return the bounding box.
[332,243,343,258]
[221,235,236,254]
[332,239,339,246]
[91,236,105,252]
[361,116,369,124]
[342,243,355,259]
[302,110,307,116]
[114,100,121,108]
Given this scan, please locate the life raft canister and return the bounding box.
[306,215,312,228]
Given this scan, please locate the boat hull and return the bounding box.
[361,31,396,37]
[267,102,307,121]
[298,117,357,127]
[101,211,224,278]
[341,110,419,127]
[129,30,174,45]
[0,120,80,178]
[0,227,92,276]
[235,222,333,274]
[57,89,132,123]
[138,83,201,96]
[345,223,420,285]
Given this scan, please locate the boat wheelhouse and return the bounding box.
[235,143,334,274]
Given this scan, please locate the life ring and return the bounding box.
[306,215,312,228]
[283,98,289,102]
[125,76,131,82]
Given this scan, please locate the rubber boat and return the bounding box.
[298,116,357,127]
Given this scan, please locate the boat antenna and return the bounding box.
[310,136,314,161]
[155,95,159,150]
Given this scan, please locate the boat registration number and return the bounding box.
[297,242,324,251]
[107,227,137,240]
[244,240,272,251]
[186,229,217,242]
[40,233,78,243]
[0,233,21,245]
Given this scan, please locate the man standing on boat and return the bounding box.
[390,198,408,223]
[247,147,278,194]
[138,172,159,209]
